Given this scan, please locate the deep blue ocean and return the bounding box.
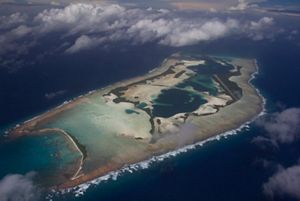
[1,35,300,201]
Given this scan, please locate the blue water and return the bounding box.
[56,126,269,201]
[152,88,207,117]
[1,35,300,201]
[0,133,81,186]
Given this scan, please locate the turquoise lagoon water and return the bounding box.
[41,94,151,173]
[0,132,81,186]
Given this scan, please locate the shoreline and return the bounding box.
[7,57,175,138]
[55,56,264,189]
[37,128,85,180]
[7,54,264,190]
[69,86,266,197]
[17,128,86,181]
[67,60,265,196]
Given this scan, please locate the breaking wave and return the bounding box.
[51,104,266,199]
[47,60,267,200]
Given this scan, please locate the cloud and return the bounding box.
[45,89,67,99]
[34,3,129,34]
[263,164,300,200]
[291,30,298,35]
[126,18,239,46]
[249,16,274,30]
[256,108,300,144]
[229,0,259,11]
[10,25,32,37]
[252,136,278,150]
[176,123,198,147]
[0,24,33,55]
[0,172,41,201]
[255,109,300,200]
[65,35,102,54]
[163,19,239,46]
[53,4,271,50]
[245,16,274,40]
[254,158,279,170]
[33,3,242,50]
[230,0,249,11]
[0,3,277,56]
[0,12,28,30]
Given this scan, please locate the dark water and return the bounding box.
[0,44,174,127]
[152,57,239,118]
[1,36,300,201]
[152,88,207,118]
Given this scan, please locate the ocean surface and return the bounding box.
[1,36,300,201]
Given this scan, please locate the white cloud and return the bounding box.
[32,3,275,51]
[34,3,128,34]
[256,108,300,144]
[263,164,300,200]
[160,19,239,46]
[0,172,41,201]
[255,109,300,200]
[230,0,249,11]
[246,17,275,40]
[10,25,32,37]
[127,18,174,44]
[45,89,67,99]
[229,0,259,11]
[0,25,32,55]
[0,12,28,30]
[0,3,277,55]
[32,3,243,51]
[249,17,274,30]
[65,35,102,54]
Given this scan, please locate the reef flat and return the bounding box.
[8,53,263,188]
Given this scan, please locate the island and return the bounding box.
[8,53,263,189]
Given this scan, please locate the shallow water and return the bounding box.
[0,133,81,186]
[41,95,151,174]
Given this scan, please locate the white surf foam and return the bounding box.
[55,114,266,198]
[62,122,251,198]
[48,58,267,199]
